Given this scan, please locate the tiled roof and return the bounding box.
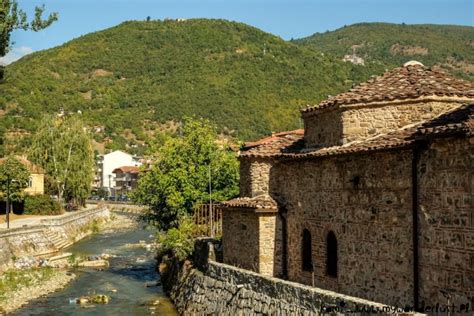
[220,195,278,211]
[241,104,473,159]
[302,63,474,115]
[0,156,44,174]
[240,129,304,158]
[112,166,140,174]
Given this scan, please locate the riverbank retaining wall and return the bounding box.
[0,207,110,271]
[164,239,409,315]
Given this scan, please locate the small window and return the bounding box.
[28,177,33,188]
[302,229,313,272]
[326,231,338,278]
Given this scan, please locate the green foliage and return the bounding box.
[29,115,94,206]
[157,216,198,262]
[24,194,62,215]
[0,155,29,202]
[133,117,239,230]
[0,19,368,153]
[294,22,474,81]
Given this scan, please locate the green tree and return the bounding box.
[0,155,30,213]
[133,117,239,230]
[29,115,94,207]
[0,0,58,80]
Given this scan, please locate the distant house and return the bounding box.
[96,150,141,196]
[112,166,140,195]
[0,156,44,196]
[342,53,364,65]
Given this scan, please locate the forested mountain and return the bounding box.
[1,20,471,155]
[0,19,369,154]
[294,23,474,80]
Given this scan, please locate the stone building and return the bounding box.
[220,62,474,309]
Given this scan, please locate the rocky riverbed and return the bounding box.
[4,213,176,315]
[0,213,169,315]
[0,269,75,314]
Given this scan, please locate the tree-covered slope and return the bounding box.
[294,23,474,80]
[0,19,369,154]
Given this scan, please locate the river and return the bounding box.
[13,220,178,315]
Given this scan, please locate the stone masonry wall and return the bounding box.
[222,209,260,272]
[239,158,273,197]
[272,150,415,307]
[168,259,397,315]
[303,110,343,148]
[0,207,110,270]
[341,101,462,144]
[418,137,474,307]
[222,209,284,277]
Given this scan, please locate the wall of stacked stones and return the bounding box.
[222,210,260,272]
[239,158,273,197]
[271,150,415,307]
[418,137,473,307]
[222,209,284,277]
[0,207,110,270]
[303,110,343,148]
[170,260,394,315]
[341,100,462,143]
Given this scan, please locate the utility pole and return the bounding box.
[6,174,10,229]
[208,164,213,237]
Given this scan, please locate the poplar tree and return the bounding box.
[29,115,94,207]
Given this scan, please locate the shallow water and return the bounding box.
[13,225,178,316]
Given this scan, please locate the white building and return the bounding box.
[100,150,141,194]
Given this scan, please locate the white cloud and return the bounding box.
[0,46,34,65]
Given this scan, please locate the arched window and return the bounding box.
[326,231,338,277]
[302,229,313,272]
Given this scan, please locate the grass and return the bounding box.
[0,267,57,302]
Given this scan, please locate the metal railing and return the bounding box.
[193,203,222,238]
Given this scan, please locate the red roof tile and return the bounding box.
[220,195,278,212]
[112,166,140,174]
[302,64,474,115]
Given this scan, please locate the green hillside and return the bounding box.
[0,19,370,155]
[294,23,474,80]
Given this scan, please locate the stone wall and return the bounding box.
[239,158,273,197]
[302,99,466,147]
[222,209,283,277]
[222,209,260,272]
[303,109,343,148]
[167,258,397,315]
[340,100,463,144]
[418,137,474,306]
[272,150,415,307]
[0,207,110,270]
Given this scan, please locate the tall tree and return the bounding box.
[133,117,239,230]
[0,0,58,80]
[0,155,30,213]
[29,115,94,207]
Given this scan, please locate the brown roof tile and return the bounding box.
[112,166,140,174]
[220,195,278,211]
[302,64,474,115]
[0,156,44,174]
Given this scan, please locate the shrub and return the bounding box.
[24,194,63,215]
[157,216,198,262]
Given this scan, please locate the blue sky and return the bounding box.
[2,0,473,64]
